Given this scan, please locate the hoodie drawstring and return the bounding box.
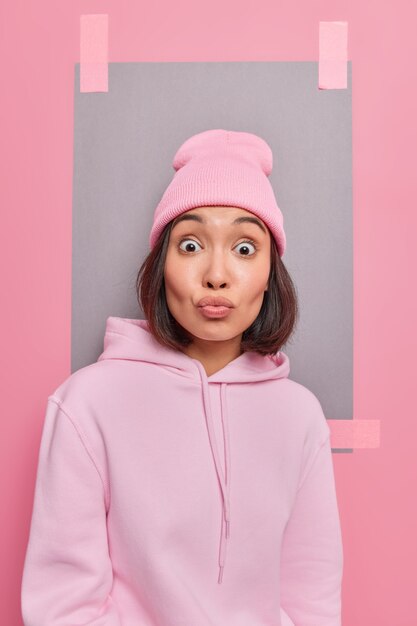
[219,382,231,583]
[193,360,231,584]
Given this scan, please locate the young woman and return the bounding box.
[21,129,344,625]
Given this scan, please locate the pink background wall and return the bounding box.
[2,1,416,624]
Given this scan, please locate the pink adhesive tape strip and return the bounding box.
[80,14,108,93]
[319,21,348,90]
[328,419,380,449]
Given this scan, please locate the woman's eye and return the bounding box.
[235,241,257,256]
[178,239,202,253]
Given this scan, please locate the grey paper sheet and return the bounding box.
[72,61,352,451]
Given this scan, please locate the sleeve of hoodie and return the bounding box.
[279,398,344,626]
[21,396,121,626]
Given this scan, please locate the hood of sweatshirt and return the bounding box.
[97,315,291,584]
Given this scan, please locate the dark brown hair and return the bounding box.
[135,219,299,356]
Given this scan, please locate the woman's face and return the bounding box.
[164,206,271,344]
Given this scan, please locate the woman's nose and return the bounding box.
[203,255,230,289]
[206,280,227,289]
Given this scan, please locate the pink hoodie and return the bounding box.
[21,316,343,625]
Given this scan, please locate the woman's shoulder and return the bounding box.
[50,358,154,401]
[272,374,323,407]
[274,376,330,442]
[49,360,108,403]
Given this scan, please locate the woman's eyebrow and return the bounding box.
[172,213,266,234]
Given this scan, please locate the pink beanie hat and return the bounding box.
[149,128,286,257]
